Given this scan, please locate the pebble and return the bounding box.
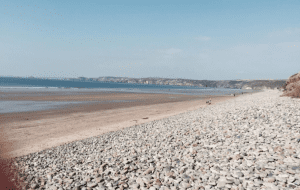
[7,90,300,190]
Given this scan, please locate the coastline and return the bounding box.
[1,89,289,190]
[0,89,253,125]
[0,91,240,160]
[1,92,208,125]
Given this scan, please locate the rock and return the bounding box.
[7,89,300,190]
[281,71,300,98]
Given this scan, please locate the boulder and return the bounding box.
[281,71,300,98]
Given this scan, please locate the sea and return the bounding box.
[0,77,256,113]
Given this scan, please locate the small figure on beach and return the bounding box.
[234,93,235,97]
[206,97,211,105]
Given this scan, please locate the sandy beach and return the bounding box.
[0,91,238,160]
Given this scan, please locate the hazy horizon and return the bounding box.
[1,0,300,80]
[0,75,289,81]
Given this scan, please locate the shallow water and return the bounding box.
[0,87,257,114]
[0,86,254,95]
[0,100,136,113]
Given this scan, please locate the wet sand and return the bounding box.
[1,91,210,125]
[0,91,237,160]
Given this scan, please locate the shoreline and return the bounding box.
[0,92,239,160]
[0,90,254,125]
[0,89,286,190]
[1,92,207,125]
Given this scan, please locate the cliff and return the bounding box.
[280,72,300,98]
[7,76,287,90]
[94,77,287,90]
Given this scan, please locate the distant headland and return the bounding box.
[0,76,287,90]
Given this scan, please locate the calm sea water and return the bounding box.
[0,77,256,113]
[0,100,136,113]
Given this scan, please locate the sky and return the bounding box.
[1,0,300,80]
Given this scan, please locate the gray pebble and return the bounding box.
[8,90,300,189]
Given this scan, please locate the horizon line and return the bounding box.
[0,75,288,81]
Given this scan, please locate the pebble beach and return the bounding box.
[7,89,300,190]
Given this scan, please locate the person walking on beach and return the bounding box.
[206,96,211,105]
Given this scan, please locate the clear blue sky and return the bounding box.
[1,0,300,80]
